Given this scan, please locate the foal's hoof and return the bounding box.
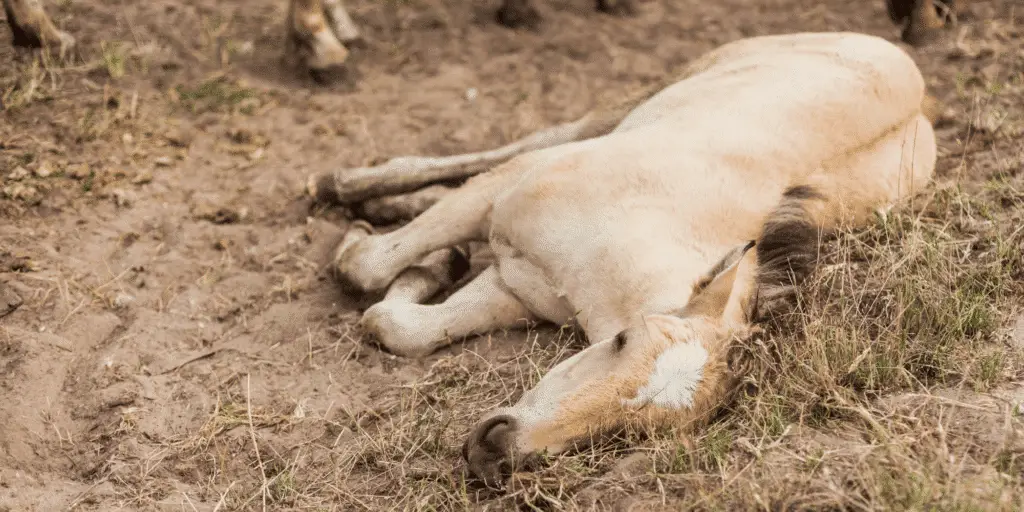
[359,300,442,358]
[331,220,374,292]
[331,221,408,294]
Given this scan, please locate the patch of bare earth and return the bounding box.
[1,0,1023,510]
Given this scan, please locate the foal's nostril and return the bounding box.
[478,415,510,440]
[463,414,518,486]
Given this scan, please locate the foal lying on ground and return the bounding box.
[327,31,939,485]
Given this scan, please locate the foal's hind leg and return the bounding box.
[362,265,536,358]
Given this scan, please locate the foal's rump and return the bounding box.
[484,32,937,342]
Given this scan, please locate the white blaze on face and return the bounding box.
[622,341,708,410]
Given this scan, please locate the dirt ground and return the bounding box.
[2,0,1023,510]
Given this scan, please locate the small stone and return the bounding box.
[112,293,135,309]
[154,156,173,167]
[609,452,652,479]
[7,166,29,181]
[33,163,54,178]
[465,87,478,102]
[165,126,194,148]
[195,205,244,225]
[109,188,135,207]
[122,133,134,145]
[3,183,39,202]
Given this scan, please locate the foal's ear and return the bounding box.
[680,241,759,326]
[720,245,760,327]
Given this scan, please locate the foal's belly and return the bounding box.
[489,235,574,325]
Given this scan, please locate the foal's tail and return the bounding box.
[752,98,939,317]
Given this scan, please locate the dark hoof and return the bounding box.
[309,65,346,85]
[496,5,542,30]
[340,36,368,50]
[885,0,915,25]
[10,30,44,49]
[597,0,636,16]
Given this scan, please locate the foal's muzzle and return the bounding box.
[462,414,518,487]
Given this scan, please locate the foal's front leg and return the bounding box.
[362,265,536,358]
[333,158,528,294]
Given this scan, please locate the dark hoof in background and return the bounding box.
[496,4,542,30]
[597,0,637,16]
[308,64,360,90]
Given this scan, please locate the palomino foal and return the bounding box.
[332,32,939,484]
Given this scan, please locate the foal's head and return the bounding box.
[463,242,763,486]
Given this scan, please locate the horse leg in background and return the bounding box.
[321,0,361,44]
[2,0,74,52]
[286,0,350,81]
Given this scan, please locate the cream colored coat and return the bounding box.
[332,32,937,485]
